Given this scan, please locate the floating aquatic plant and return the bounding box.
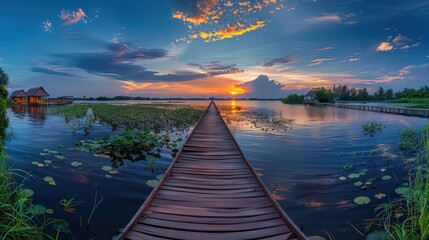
[147,180,159,188]
[381,175,392,180]
[348,173,360,179]
[21,188,34,198]
[354,196,371,205]
[362,121,384,137]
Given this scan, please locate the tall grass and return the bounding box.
[0,150,47,239]
[0,98,49,239]
[377,124,429,240]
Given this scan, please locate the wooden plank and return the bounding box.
[142,212,281,224]
[138,217,285,232]
[119,101,307,240]
[131,224,291,240]
[148,205,277,217]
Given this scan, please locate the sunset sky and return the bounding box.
[1,0,428,98]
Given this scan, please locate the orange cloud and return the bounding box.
[173,0,283,43]
[121,77,243,97]
[172,0,219,26]
[376,41,394,52]
[199,20,266,42]
[59,8,87,25]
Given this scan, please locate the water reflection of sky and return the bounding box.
[5,101,429,239]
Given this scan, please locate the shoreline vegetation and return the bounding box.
[364,124,429,240]
[1,68,48,239]
[281,85,429,109]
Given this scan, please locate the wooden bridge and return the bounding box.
[118,102,307,240]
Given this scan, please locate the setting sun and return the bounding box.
[229,87,245,95]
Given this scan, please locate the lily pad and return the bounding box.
[395,187,408,196]
[348,173,360,179]
[361,168,368,172]
[402,182,409,187]
[31,161,39,165]
[381,175,392,180]
[70,161,82,167]
[37,163,45,167]
[147,180,159,188]
[358,171,367,176]
[22,189,34,198]
[48,181,56,186]
[367,177,377,182]
[354,181,363,187]
[366,230,389,240]
[101,166,113,171]
[29,204,46,215]
[43,176,54,182]
[46,209,54,214]
[354,196,371,205]
[156,174,165,181]
[338,176,347,180]
[55,155,65,160]
[105,174,112,179]
[44,160,52,164]
[52,220,70,233]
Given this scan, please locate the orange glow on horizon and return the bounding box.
[229,87,245,95]
[120,77,245,97]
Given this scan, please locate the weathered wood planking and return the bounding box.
[118,101,307,240]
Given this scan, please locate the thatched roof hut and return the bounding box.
[10,89,27,103]
[26,87,49,105]
[26,86,49,97]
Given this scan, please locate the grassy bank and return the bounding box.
[0,150,48,240]
[387,98,429,109]
[373,124,429,239]
[0,97,48,239]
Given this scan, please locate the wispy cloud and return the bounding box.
[59,8,87,25]
[31,67,80,77]
[172,0,285,43]
[306,12,358,24]
[187,61,243,74]
[318,46,334,51]
[262,56,293,67]
[306,15,342,23]
[309,57,335,66]
[376,34,420,52]
[199,20,266,42]
[41,20,52,32]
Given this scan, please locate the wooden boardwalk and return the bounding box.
[119,102,307,240]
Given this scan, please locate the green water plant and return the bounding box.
[363,121,384,137]
[370,124,429,240]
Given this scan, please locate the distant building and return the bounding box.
[304,90,318,103]
[10,86,72,106]
[10,89,27,103]
[26,87,50,105]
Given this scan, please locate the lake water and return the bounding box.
[5,101,429,239]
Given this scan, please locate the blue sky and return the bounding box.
[0,0,428,98]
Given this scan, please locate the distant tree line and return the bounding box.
[282,85,429,104]
[332,85,429,101]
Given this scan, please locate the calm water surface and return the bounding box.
[5,100,428,239]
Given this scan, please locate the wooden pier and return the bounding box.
[119,102,307,240]
[316,102,429,118]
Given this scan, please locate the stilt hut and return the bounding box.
[10,89,27,104]
[26,87,49,105]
